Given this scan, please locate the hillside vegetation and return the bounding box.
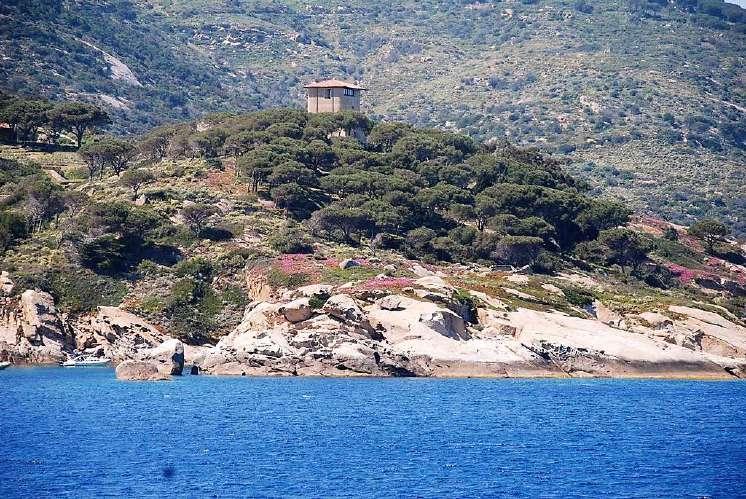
[1,0,744,233]
[1,103,744,345]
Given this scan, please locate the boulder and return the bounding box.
[411,264,434,277]
[322,294,376,337]
[477,308,521,337]
[378,294,415,311]
[637,311,673,329]
[414,275,454,293]
[419,309,467,339]
[369,295,468,341]
[322,294,366,324]
[339,259,360,270]
[238,302,282,331]
[591,300,625,328]
[0,271,13,296]
[140,338,185,375]
[279,298,312,323]
[116,360,170,381]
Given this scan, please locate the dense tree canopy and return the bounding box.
[130,108,632,267]
[0,93,108,146]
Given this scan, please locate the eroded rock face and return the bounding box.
[116,360,170,381]
[187,283,746,379]
[0,290,70,363]
[139,338,185,375]
[507,308,729,378]
[71,306,169,363]
[3,278,745,380]
[279,298,312,323]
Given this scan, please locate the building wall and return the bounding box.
[306,87,361,113]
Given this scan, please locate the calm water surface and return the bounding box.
[1,367,745,498]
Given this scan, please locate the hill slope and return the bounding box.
[1,0,745,232]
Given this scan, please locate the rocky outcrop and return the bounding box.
[506,308,728,378]
[116,360,170,381]
[0,290,205,369]
[0,290,70,363]
[139,338,185,375]
[71,306,170,362]
[0,271,13,295]
[190,285,746,379]
[279,298,312,323]
[2,279,745,380]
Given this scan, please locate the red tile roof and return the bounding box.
[304,79,367,90]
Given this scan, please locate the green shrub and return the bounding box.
[13,268,127,313]
[651,237,702,267]
[269,227,314,254]
[136,295,166,314]
[662,226,679,241]
[221,285,248,308]
[266,268,310,288]
[79,234,129,274]
[174,257,213,280]
[308,292,330,309]
[136,259,162,277]
[531,250,562,275]
[562,287,595,307]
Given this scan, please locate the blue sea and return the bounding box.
[1,367,745,498]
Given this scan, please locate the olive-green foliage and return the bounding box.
[308,292,330,309]
[688,218,730,252]
[650,237,702,267]
[0,210,27,253]
[0,158,67,251]
[77,202,180,274]
[120,168,155,197]
[662,226,679,241]
[596,228,652,270]
[164,258,223,342]
[11,267,127,313]
[562,287,596,307]
[221,285,248,308]
[266,268,310,288]
[269,226,314,254]
[174,257,213,281]
[576,228,652,271]
[531,250,563,275]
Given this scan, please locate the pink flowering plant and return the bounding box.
[666,263,696,284]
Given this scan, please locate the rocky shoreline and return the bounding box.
[2,270,745,381]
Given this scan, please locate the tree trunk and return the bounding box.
[75,127,84,148]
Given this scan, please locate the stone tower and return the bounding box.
[305,79,366,113]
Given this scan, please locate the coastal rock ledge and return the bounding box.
[2,276,746,379]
